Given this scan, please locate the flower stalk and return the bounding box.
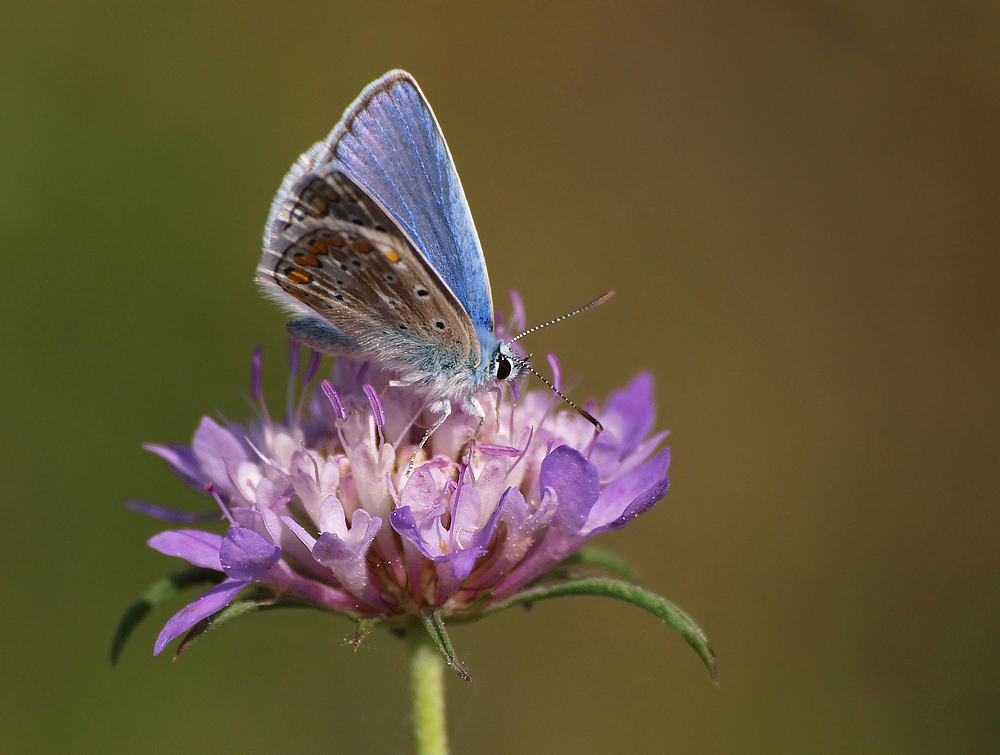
[409,626,450,755]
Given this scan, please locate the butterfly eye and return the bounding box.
[495,355,512,381]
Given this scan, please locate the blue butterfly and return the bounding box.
[258,70,601,440]
[257,71,525,438]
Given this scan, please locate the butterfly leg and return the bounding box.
[464,396,489,467]
[406,399,452,476]
[466,396,486,437]
[490,386,503,432]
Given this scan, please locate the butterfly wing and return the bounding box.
[267,70,495,336]
[258,166,481,378]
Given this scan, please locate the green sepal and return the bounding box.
[110,567,225,665]
[420,611,471,683]
[175,588,311,658]
[559,547,635,582]
[351,618,381,650]
[480,577,716,680]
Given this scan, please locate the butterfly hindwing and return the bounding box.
[258,167,480,375]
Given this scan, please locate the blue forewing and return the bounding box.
[308,71,494,336]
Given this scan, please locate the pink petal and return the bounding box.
[147,530,224,570]
[153,578,249,655]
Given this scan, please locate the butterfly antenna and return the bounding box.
[518,358,603,432]
[509,291,614,342]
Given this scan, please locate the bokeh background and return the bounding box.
[3,2,998,753]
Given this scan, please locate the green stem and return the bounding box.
[409,627,450,755]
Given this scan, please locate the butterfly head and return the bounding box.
[489,340,523,384]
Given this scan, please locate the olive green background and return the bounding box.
[3,2,997,753]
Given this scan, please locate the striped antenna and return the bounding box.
[509,291,614,342]
[517,357,603,432]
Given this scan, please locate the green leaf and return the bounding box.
[481,578,717,680]
[559,547,635,581]
[175,590,312,658]
[175,599,260,658]
[110,567,225,665]
[420,611,471,683]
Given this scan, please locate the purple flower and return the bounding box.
[134,311,671,657]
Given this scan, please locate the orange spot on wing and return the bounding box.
[385,250,401,263]
[286,270,312,284]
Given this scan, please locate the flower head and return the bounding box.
[131,308,672,658]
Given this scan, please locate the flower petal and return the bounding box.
[608,430,670,481]
[219,527,281,580]
[348,441,393,519]
[143,443,208,489]
[499,485,528,529]
[313,511,381,563]
[191,417,249,496]
[488,448,601,599]
[601,372,656,456]
[345,508,381,553]
[389,506,433,560]
[399,464,444,518]
[436,548,484,584]
[317,495,349,539]
[478,444,521,457]
[280,515,317,550]
[312,533,355,563]
[289,451,340,522]
[543,446,601,531]
[471,497,503,550]
[593,476,669,534]
[584,447,671,535]
[464,487,529,590]
[153,578,249,655]
[126,500,219,523]
[147,530,223,570]
[509,289,526,333]
[312,514,384,606]
[450,471,485,548]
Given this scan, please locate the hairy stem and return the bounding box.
[409,627,449,755]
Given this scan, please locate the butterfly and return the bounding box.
[257,70,603,442]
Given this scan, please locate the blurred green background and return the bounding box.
[3,2,998,753]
